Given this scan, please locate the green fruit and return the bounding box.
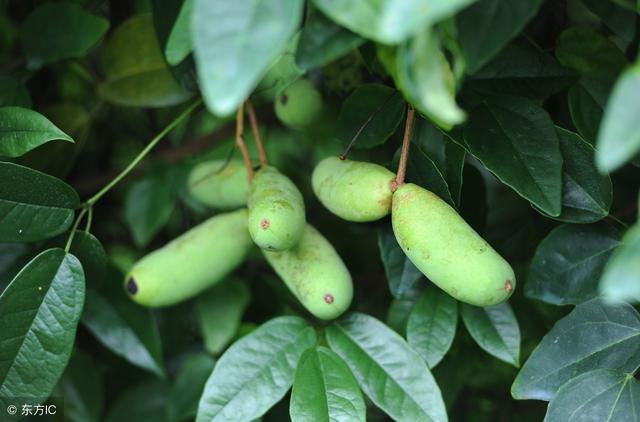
[274,79,322,128]
[125,209,252,307]
[312,156,396,222]
[392,183,515,306]
[187,160,250,209]
[263,224,353,320]
[247,166,305,251]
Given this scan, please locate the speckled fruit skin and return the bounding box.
[392,183,515,306]
[247,166,305,251]
[263,224,353,320]
[274,79,323,129]
[187,160,249,209]
[312,156,396,222]
[125,209,252,307]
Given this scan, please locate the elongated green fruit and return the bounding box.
[125,209,252,307]
[275,79,323,128]
[312,156,396,222]
[187,160,250,209]
[247,166,305,251]
[263,224,353,320]
[392,184,515,306]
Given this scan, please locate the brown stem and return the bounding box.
[247,100,268,168]
[236,103,255,181]
[393,105,416,191]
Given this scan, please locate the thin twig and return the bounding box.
[393,105,416,191]
[247,100,268,168]
[236,103,255,181]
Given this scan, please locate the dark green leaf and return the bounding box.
[335,84,404,149]
[544,369,640,422]
[0,77,31,107]
[512,298,640,401]
[165,0,193,66]
[526,223,621,305]
[457,0,543,73]
[460,302,520,367]
[386,298,416,336]
[192,0,304,115]
[62,231,107,286]
[378,225,423,300]
[20,2,109,69]
[568,77,608,144]
[105,380,170,422]
[0,243,29,292]
[462,95,563,216]
[407,287,457,368]
[600,223,640,303]
[326,313,446,422]
[168,353,216,422]
[296,11,364,70]
[196,316,316,422]
[0,249,85,407]
[290,346,366,422]
[555,27,627,76]
[0,106,73,158]
[61,351,104,422]
[580,0,637,44]
[0,162,79,242]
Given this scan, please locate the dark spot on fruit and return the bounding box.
[504,280,513,293]
[261,219,270,230]
[280,94,288,105]
[324,293,334,304]
[126,278,138,295]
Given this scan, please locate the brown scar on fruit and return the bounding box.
[126,278,138,295]
[504,280,513,292]
[324,293,334,304]
[260,219,270,230]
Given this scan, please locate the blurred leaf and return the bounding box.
[600,223,640,303]
[20,2,109,69]
[61,351,104,422]
[335,84,404,149]
[0,162,79,242]
[568,77,608,144]
[407,287,457,368]
[0,77,31,107]
[458,164,487,233]
[462,95,563,216]
[312,0,476,44]
[197,316,316,421]
[378,225,423,300]
[460,302,520,367]
[0,106,73,158]
[165,0,193,66]
[457,0,543,73]
[0,243,29,292]
[580,0,637,44]
[168,353,215,422]
[545,369,640,422]
[512,298,640,401]
[326,313,446,422]
[555,27,627,76]
[526,223,621,305]
[105,380,170,422]
[195,277,251,355]
[290,346,366,422]
[254,35,303,101]
[296,11,364,70]
[192,0,304,115]
[0,249,85,408]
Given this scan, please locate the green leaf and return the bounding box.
[544,369,640,422]
[290,346,366,422]
[595,63,640,172]
[511,298,640,401]
[196,316,316,422]
[61,351,104,422]
[192,0,304,115]
[580,0,637,44]
[99,15,191,108]
[20,2,109,69]
[555,27,627,76]
[0,106,74,157]
[312,0,476,44]
[326,313,447,422]
[60,231,108,286]
[600,223,640,304]
[167,353,216,422]
[462,95,563,216]
[386,298,416,336]
[335,84,405,149]
[0,77,31,108]
[82,265,165,377]
[0,162,79,242]
[460,302,520,367]
[195,277,251,355]
[526,223,621,306]
[406,287,458,368]
[165,0,193,66]
[105,380,170,422]
[295,11,364,70]
[0,249,85,407]
[378,225,423,300]
[568,77,608,144]
[457,0,543,73]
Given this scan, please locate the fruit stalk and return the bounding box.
[394,105,415,191]
[246,100,268,168]
[235,103,255,181]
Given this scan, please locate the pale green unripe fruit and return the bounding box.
[263,224,353,320]
[312,156,396,222]
[274,79,323,129]
[392,184,515,307]
[247,166,305,251]
[125,209,252,307]
[187,160,250,209]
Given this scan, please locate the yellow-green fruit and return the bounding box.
[274,79,322,129]
[263,224,353,320]
[125,209,252,307]
[392,184,515,307]
[187,160,250,209]
[312,156,396,222]
[247,167,305,251]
